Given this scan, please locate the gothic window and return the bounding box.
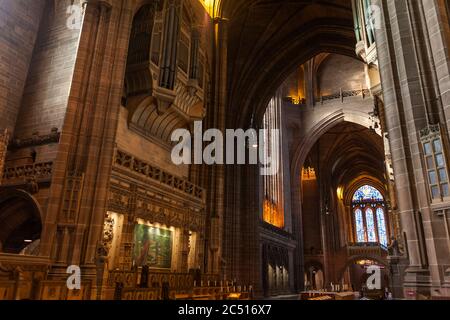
[376,207,388,247]
[365,208,376,242]
[352,185,388,246]
[352,184,383,202]
[355,209,365,242]
[421,125,450,201]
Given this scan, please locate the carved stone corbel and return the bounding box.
[153,87,176,115]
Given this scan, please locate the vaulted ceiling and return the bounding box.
[219,0,356,127]
[311,122,386,191]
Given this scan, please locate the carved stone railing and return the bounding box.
[2,162,53,184]
[319,89,371,103]
[0,253,50,273]
[347,242,388,258]
[114,149,205,202]
[284,88,371,106]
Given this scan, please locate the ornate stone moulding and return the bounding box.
[1,162,53,192]
[420,124,441,139]
[0,253,50,273]
[127,80,205,145]
[107,179,205,232]
[8,128,60,150]
[108,148,206,231]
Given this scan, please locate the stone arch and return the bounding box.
[344,178,387,207]
[290,108,378,181]
[337,254,390,284]
[219,1,365,293]
[217,0,359,129]
[0,189,43,254]
[290,109,379,258]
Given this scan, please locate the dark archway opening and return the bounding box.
[0,191,42,254]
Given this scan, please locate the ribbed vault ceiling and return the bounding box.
[220,0,356,127]
[311,122,386,190]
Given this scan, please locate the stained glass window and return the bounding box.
[365,208,377,242]
[352,185,388,246]
[352,185,384,202]
[376,208,388,246]
[355,209,365,242]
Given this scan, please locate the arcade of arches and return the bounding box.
[0,0,450,300]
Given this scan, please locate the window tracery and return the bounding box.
[352,185,388,246]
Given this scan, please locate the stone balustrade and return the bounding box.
[347,242,388,258]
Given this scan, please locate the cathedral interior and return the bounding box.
[0,0,450,301]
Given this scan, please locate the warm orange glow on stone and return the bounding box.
[263,198,285,229]
[199,0,217,17]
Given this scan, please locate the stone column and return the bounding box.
[416,0,450,296]
[373,0,450,296]
[41,0,134,283]
[206,17,228,276]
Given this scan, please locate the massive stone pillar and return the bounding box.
[205,17,228,276]
[374,0,450,298]
[40,0,134,293]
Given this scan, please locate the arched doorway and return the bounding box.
[339,255,390,299]
[0,190,42,254]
